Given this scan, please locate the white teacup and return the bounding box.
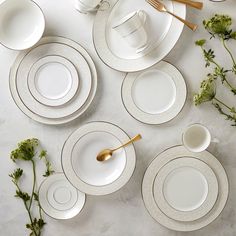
[182,124,218,153]
[75,0,108,13]
[112,10,148,53]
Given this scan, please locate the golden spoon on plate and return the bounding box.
[96,134,142,162]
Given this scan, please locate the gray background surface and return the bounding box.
[0,0,235,235]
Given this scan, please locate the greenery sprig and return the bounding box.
[9,138,54,236]
[194,14,236,126]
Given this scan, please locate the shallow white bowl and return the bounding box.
[0,0,45,50]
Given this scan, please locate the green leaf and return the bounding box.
[195,39,206,46]
[9,168,23,184]
[15,190,30,202]
[194,75,216,106]
[39,150,47,159]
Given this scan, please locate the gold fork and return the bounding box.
[147,0,198,31]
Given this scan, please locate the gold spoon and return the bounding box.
[96,134,142,162]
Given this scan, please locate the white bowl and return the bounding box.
[0,0,45,50]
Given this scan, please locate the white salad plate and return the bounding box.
[39,173,86,220]
[121,61,186,124]
[61,122,136,195]
[93,0,186,72]
[142,146,229,231]
[153,157,218,222]
[0,0,45,50]
[28,55,80,107]
[9,36,97,125]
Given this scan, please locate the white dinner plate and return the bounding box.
[153,157,218,222]
[121,61,186,124]
[39,173,86,220]
[0,0,45,50]
[9,36,97,125]
[142,146,229,231]
[28,55,80,107]
[61,122,136,195]
[93,0,186,72]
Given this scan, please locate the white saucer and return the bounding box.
[9,36,97,125]
[153,157,218,222]
[142,146,229,231]
[93,0,186,72]
[122,61,186,124]
[39,173,86,220]
[0,0,45,50]
[61,122,136,195]
[28,55,79,107]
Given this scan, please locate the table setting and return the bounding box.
[0,0,236,235]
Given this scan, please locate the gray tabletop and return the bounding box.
[0,0,235,235]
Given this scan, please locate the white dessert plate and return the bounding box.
[61,122,136,195]
[122,61,186,124]
[28,55,80,107]
[153,157,218,222]
[9,36,97,125]
[0,0,45,50]
[93,0,186,72]
[39,173,86,220]
[142,146,229,232]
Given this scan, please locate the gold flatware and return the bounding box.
[147,0,198,31]
[96,134,142,162]
[170,0,203,10]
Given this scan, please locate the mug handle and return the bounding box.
[98,0,110,11]
[137,10,147,25]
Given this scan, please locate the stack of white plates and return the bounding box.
[61,121,136,195]
[142,146,229,231]
[9,36,97,125]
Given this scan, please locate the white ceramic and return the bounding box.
[142,146,229,231]
[28,55,79,107]
[153,157,218,222]
[16,43,91,119]
[93,0,186,72]
[39,173,86,220]
[72,131,126,186]
[0,0,45,50]
[183,124,215,153]
[9,36,97,125]
[75,0,108,13]
[112,10,148,52]
[61,122,136,195]
[121,61,186,124]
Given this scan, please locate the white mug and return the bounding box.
[112,10,148,53]
[182,124,218,153]
[75,0,109,13]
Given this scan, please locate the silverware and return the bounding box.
[147,0,198,31]
[170,0,203,9]
[96,134,142,162]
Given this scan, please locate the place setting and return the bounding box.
[142,124,229,231]
[92,0,202,72]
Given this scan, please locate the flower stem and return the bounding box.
[15,184,39,236]
[29,160,36,210]
[222,38,236,67]
[213,97,232,111]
